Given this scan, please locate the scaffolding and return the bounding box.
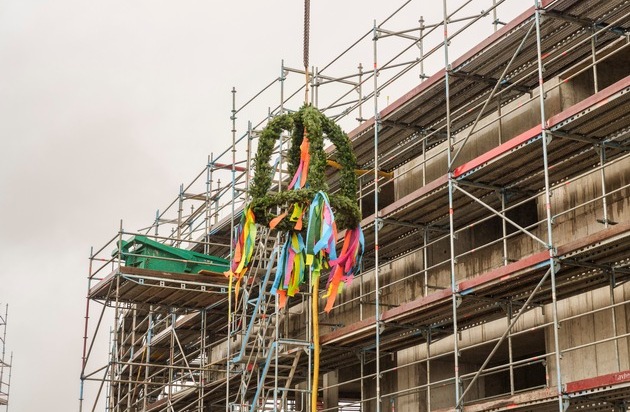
[0,304,12,411]
[80,0,630,410]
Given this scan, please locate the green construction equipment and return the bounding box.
[115,235,229,275]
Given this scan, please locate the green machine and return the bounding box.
[116,235,229,275]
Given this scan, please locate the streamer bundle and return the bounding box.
[226,105,363,313]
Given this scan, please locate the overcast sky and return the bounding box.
[0,1,523,410]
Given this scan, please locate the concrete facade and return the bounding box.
[310,54,630,409]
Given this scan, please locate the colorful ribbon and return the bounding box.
[289,133,310,190]
[224,207,257,306]
[270,232,306,309]
[323,226,364,312]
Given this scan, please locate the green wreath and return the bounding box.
[249,105,361,231]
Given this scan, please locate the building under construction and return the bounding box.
[80,0,630,410]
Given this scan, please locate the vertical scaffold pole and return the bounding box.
[372,19,382,412]
[358,63,364,123]
[143,307,153,412]
[443,0,462,409]
[154,209,160,238]
[501,193,509,265]
[227,86,237,412]
[534,2,563,410]
[247,122,253,196]
[591,33,599,93]
[599,146,610,227]
[209,153,217,226]
[5,352,11,412]
[313,67,319,108]
[419,16,426,80]
[199,309,206,410]
[106,326,113,412]
[205,156,211,255]
[126,308,133,411]
[79,248,94,412]
[426,328,432,411]
[168,311,175,407]
[177,184,184,246]
[360,352,365,411]
[423,229,429,298]
[0,304,7,409]
[610,275,621,371]
[113,220,124,412]
[216,179,222,226]
[280,60,286,115]
[507,303,515,395]
[359,175,365,322]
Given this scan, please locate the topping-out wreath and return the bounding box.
[226,105,364,313]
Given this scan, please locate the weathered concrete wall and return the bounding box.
[545,283,630,386]
[560,46,630,106]
[363,354,397,412]
[396,345,427,411]
[547,159,630,246]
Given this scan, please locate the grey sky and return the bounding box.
[0,1,522,410]
[0,1,396,409]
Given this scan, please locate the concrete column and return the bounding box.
[295,381,308,411]
[323,370,339,412]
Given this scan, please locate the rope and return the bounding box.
[304,3,318,409]
[303,0,310,69]
[304,0,310,105]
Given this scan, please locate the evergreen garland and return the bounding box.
[249,105,361,231]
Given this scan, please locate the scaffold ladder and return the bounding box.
[228,229,311,412]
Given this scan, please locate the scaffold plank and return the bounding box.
[89,266,229,309]
[453,368,630,411]
[566,369,630,394]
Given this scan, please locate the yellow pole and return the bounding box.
[311,279,320,412]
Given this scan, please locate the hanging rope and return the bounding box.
[304,0,310,105]
[303,3,320,409]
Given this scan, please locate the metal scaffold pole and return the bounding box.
[534,1,563,410]
[4,353,11,412]
[177,184,184,246]
[226,85,237,412]
[205,156,212,255]
[0,304,8,411]
[113,221,123,412]
[372,19,382,412]
[443,0,461,409]
[144,308,153,412]
[79,249,93,412]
